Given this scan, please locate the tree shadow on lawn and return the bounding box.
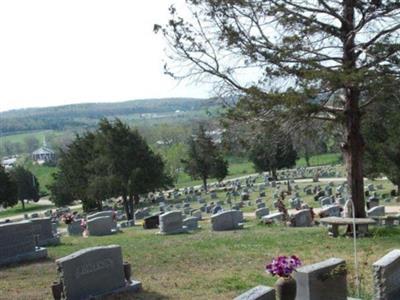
[0,256,53,270]
[103,289,171,300]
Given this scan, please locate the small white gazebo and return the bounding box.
[32,139,55,164]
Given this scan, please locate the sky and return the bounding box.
[0,0,211,112]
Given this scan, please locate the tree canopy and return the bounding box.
[183,125,228,191]
[157,0,400,217]
[0,166,18,209]
[249,127,297,178]
[363,91,400,193]
[50,118,172,219]
[9,166,40,209]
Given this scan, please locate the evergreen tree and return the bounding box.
[363,93,400,194]
[9,166,40,210]
[50,119,172,219]
[183,126,228,191]
[156,0,400,217]
[0,165,18,208]
[249,128,297,179]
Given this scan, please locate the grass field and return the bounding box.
[0,130,58,144]
[0,220,397,300]
[1,177,397,299]
[0,202,54,219]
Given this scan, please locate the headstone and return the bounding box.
[255,207,269,219]
[261,212,284,224]
[294,258,347,300]
[290,209,312,227]
[320,197,333,207]
[31,217,60,246]
[212,205,223,215]
[241,192,250,201]
[367,205,385,217]
[192,210,202,220]
[320,205,342,218]
[55,245,141,300]
[257,202,266,209]
[373,249,400,300]
[87,211,118,230]
[183,217,199,231]
[211,210,244,231]
[234,285,275,300]
[0,221,47,267]
[159,211,186,234]
[87,216,114,236]
[67,220,83,236]
[368,196,380,209]
[143,214,160,229]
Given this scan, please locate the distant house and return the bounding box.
[32,141,55,164]
[1,157,17,170]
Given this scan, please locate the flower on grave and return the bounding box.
[266,255,301,278]
[61,213,74,224]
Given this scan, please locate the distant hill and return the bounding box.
[0,98,219,135]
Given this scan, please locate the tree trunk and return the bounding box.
[271,169,277,180]
[202,177,208,192]
[134,194,140,206]
[340,0,365,218]
[20,199,25,210]
[122,195,131,220]
[304,147,311,167]
[127,195,134,220]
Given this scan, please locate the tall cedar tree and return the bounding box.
[51,119,172,219]
[156,1,400,218]
[9,166,40,210]
[249,129,297,179]
[0,165,18,208]
[363,92,400,194]
[183,126,228,191]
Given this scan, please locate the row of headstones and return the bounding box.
[235,249,400,300]
[142,209,244,233]
[0,218,59,267]
[67,210,122,237]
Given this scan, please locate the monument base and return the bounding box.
[39,236,60,247]
[158,228,189,235]
[0,247,48,267]
[92,280,142,299]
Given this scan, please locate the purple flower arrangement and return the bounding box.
[266,255,301,278]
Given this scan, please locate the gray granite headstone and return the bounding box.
[261,212,284,224]
[31,217,60,246]
[67,220,84,236]
[234,285,275,300]
[56,245,141,300]
[159,211,186,234]
[183,216,199,231]
[294,258,347,300]
[373,249,400,300]
[368,205,385,217]
[0,221,47,266]
[211,210,243,231]
[291,209,312,227]
[320,205,342,218]
[255,207,269,219]
[87,216,113,236]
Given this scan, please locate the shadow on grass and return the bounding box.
[370,226,400,238]
[104,289,171,300]
[1,256,53,270]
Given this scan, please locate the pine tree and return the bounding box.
[183,126,228,191]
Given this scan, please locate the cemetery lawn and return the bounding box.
[0,220,398,300]
[0,203,54,219]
